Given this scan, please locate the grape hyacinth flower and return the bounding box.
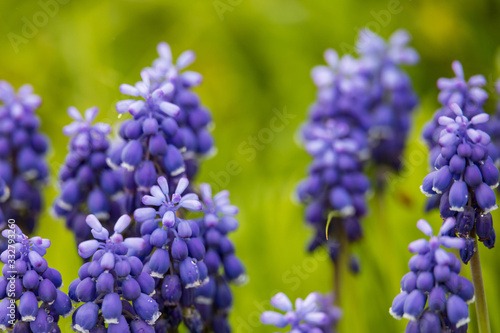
[53,107,123,243]
[0,226,73,332]
[110,42,214,214]
[422,61,489,167]
[355,29,419,172]
[0,81,49,235]
[390,218,474,332]
[71,214,160,332]
[297,117,369,269]
[420,103,498,262]
[133,176,208,332]
[194,183,245,332]
[261,292,341,333]
[487,78,500,166]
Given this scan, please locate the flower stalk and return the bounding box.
[470,230,491,333]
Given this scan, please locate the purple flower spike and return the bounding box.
[261,292,341,332]
[422,63,499,258]
[390,219,474,332]
[0,226,73,330]
[0,81,49,235]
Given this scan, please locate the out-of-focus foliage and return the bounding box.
[0,0,499,332]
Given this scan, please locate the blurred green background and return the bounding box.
[1,0,500,332]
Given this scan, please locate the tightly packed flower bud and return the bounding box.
[261,292,341,333]
[72,214,159,332]
[0,81,49,235]
[420,103,498,260]
[111,42,214,214]
[53,107,123,244]
[390,218,474,332]
[133,176,209,331]
[299,29,418,271]
[422,61,489,167]
[355,29,419,172]
[0,225,73,332]
[192,183,245,331]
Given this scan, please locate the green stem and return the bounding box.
[334,230,347,306]
[470,232,490,333]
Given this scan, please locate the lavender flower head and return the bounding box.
[356,29,419,172]
[422,61,489,167]
[0,81,49,234]
[421,103,498,262]
[194,183,245,332]
[134,176,210,332]
[72,214,160,332]
[390,218,474,332]
[111,42,214,214]
[54,107,123,244]
[0,226,73,332]
[261,292,341,333]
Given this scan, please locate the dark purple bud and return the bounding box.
[74,302,99,332]
[68,278,81,302]
[433,264,451,283]
[19,291,38,321]
[38,278,57,304]
[205,250,221,274]
[180,258,202,288]
[403,289,426,321]
[102,293,122,324]
[137,272,155,296]
[164,145,185,176]
[121,140,144,170]
[133,294,160,324]
[23,270,40,290]
[483,229,495,249]
[76,277,96,302]
[457,143,471,158]
[87,189,110,219]
[130,319,155,333]
[445,273,461,294]
[148,134,167,156]
[52,290,73,317]
[149,228,168,248]
[457,276,474,304]
[408,254,431,271]
[476,212,493,240]
[115,260,131,278]
[215,279,233,309]
[187,238,205,260]
[134,161,157,189]
[418,311,441,333]
[108,315,130,333]
[456,207,474,236]
[329,187,354,216]
[149,249,170,278]
[223,255,245,283]
[416,272,433,293]
[96,272,115,295]
[464,164,483,187]
[30,310,50,333]
[447,295,470,328]
[475,183,498,213]
[439,192,454,218]
[400,272,416,293]
[161,275,182,304]
[125,120,142,139]
[128,256,144,277]
[428,287,446,312]
[448,181,468,212]
[172,238,189,261]
[42,268,63,289]
[480,159,499,187]
[449,155,466,174]
[432,166,452,194]
[60,179,82,208]
[143,118,158,136]
[177,221,192,238]
[122,278,142,301]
